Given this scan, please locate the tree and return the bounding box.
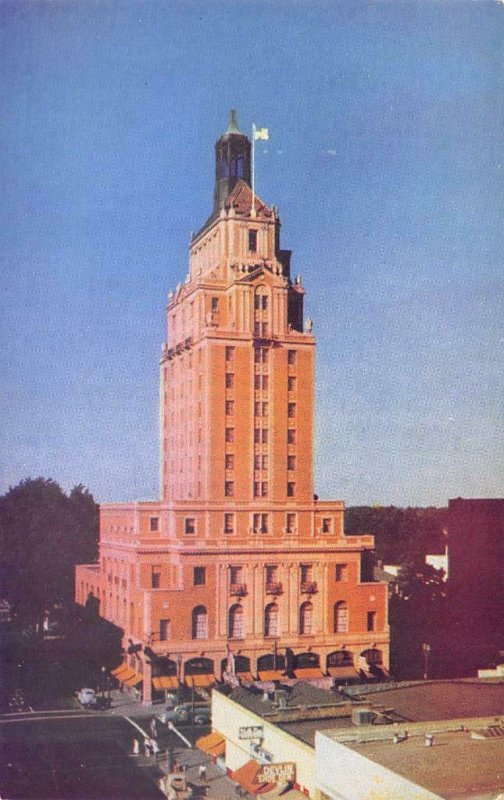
[0,478,98,622]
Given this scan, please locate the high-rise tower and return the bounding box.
[76,112,389,703]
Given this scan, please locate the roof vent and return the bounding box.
[352,707,375,726]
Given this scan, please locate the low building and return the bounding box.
[207,680,504,799]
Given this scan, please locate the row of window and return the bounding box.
[157,602,377,641]
[152,563,348,589]
[151,513,334,537]
[224,346,297,366]
[224,427,297,445]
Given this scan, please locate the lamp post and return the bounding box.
[101,665,106,699]
[422,643,431,680]
[176,654,183,704]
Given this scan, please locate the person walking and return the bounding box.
[132,738,140,756]
[144,737,152,757]
[150,717,158,739]
[198,764,207,783]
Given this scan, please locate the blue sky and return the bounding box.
[1,0,502,506]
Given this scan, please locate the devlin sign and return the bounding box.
[257,762,296,784]
[239,725,264,739]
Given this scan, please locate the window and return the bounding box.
[264,603,279,637]
[287,350,297,366]
[159,619,170,641]
[335,564,348,582]
[224,513,234,534]
[265,565,278,584]
[254,454,261,470]
[225,454,234,470]
[287,429,296,444]
[327,650,354,668]
[254,347,268,364]
[229,604,244,638]
[362,648,382,666]
[287,455,296,471]
[254,428,261,444]
[254,482,260,498]
[194,567,206,586]
[288,403,296,418]
[225,400,234,416]
[184,518,195,535]
[287,482,295,497]
[225,481,234,497]
[151,570,161,589]
[225,427,234,443]
[230,566,242,585]
[254,401,261,417]
[225,373,234,389]
[299,601,313,635]
[150,517,159,532]
[253,513,269,533]
[286,513,296,533]
[192,606,208,639]
[262,402,268,417]
[211,297,219,313]
[287,376,296,392]
[261,482,268,497]
[261,429,268,444]
[261,455,268,470]
[248,229,258,252]
[334,602,349,633]
[225,346,234,361]
[254,374,261,390]
[367,611,377,632]
[262,375,269,390]
[301,564,312,583]
[322,517,331,533]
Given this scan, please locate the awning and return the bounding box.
[111,665,137,683]
[123,671,143,688]
[152,676,179,691]
[280,790,309,800]
[257,670,285,682]
[293,667,324,679]
[231,759,276,796]
[327,667,359,679]
[236,671,255,683]
[185,674,216,688]
[111,663,131,679]
[196,731,225,757]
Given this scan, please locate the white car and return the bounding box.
[77,688,96,707]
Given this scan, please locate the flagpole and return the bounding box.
[251,123,256,217]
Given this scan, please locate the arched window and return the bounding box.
[228,604,244,639]
[299,601,313,635]
[334,601,349,633]
[192,605,208,640]
[361,648,382,666]
[264,603,279,637]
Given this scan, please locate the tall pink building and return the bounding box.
[76,112,389,702]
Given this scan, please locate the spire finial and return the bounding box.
[227,109,240,134]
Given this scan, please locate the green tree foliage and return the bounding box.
[345,505,447,564]
[0,478,98,622]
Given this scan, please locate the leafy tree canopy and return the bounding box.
[0,478,98,621]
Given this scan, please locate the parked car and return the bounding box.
[76,688,112,710]
[157,702,211,726]
[77,688,96,707]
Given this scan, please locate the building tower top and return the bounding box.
[213,109,251,212]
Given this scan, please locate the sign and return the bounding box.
[257,762,296,784]
[238,725,264,740]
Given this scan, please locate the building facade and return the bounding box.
[76,112,389,702]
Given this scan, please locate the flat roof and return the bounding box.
[334,726,504,799]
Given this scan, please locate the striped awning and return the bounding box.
[152,675,179,691]
[293,667,324,679]
[123,671,143,688]
[327,667,359,679]
[185,674,216,688]
[257,670,285,682]
[196,731,225,757]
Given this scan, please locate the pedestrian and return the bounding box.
[198,764,207,782]
[151,737,159,755]
[144,737,152,757]
[150,717,157,738]
[132,738,140,756]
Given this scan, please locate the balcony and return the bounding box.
[300,581,318,594]
[230,583,247,597]
[265,582,283,596]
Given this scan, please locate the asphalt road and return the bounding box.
[0,710,201,799]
